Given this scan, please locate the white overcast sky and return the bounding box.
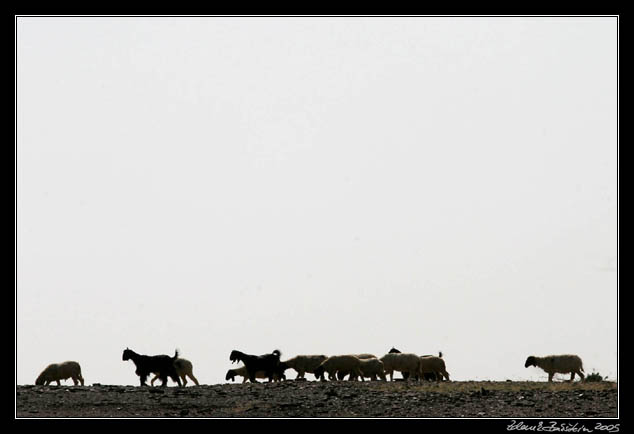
[16,16,618,386]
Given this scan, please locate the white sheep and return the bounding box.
[380,353,421,381]
[281,355,328,380]
[35,361,84,386]
[348,357,387,381]
[314,355,365,381]
[225,365,285,383]
[150,357,199,386]
[419,355,450,381]
[524,354,585,382]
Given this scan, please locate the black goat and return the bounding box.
[388,347,439,381]
[229,349,284,383]
[122,348,182,387]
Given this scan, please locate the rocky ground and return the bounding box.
[16,380,618,418]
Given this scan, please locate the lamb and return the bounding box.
[225,365,286,383]
[380,352,421,381]
[150,357,199,386]
[348,357,387,381]
[35,361,84,386]
[524,354,585,382]
[419,355,450,381]
[281,355,328,380]
[122,348,182,387]
[313,355,365,381]
[229,349,284,383]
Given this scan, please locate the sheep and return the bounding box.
[225,365,286,383]
[336,354,379,380]
[313,355,365,381]
[348,357,387,381]
[524,354,585,382]
[229,349,284,383]
[122,348,182,387]
[150,357,199,386]
[281,355,328,380]
[389,347,441,381]
[419,355,450,381]
[379,352,421,381]
[35,361,84,386]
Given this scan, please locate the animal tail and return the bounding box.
[439,351,443,358]
[173,349,180,360]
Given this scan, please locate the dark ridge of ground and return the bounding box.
[16,380,618,418]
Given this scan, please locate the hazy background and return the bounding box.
[16,16,618,386]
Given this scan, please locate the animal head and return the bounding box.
[35,373,45,385]
[122,348,133,361]
[389,347,401,353]
[524,356,536,368]
[229,350,242,364]
[225,369,237,382]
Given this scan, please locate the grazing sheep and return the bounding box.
[313,355,365,381]
[281,355,328,380]
[348,357,387,381]
[122,348,182,387]
[380,353,421,381]
[225,365,286,383]
[35,361,84,386]
[336,354,379,380]
[419,355,450,381]
[524,354,585,382]
[229,349,284,383]
[151,357,199,386]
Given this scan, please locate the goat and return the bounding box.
[122,348,182,387]
[150,357,199,386]
[229,349,283,383]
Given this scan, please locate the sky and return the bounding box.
[16,16,618,386]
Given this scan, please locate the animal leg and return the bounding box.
[548,373,554,382]
[150,375,158,386]
[577,370,585,381]
[140,372,149,386]
[160,374,169,387]
[181,374,188,386]
[56,380,61,386]
[188,373,199,386]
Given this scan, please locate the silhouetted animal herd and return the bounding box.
[33,347,586,387]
